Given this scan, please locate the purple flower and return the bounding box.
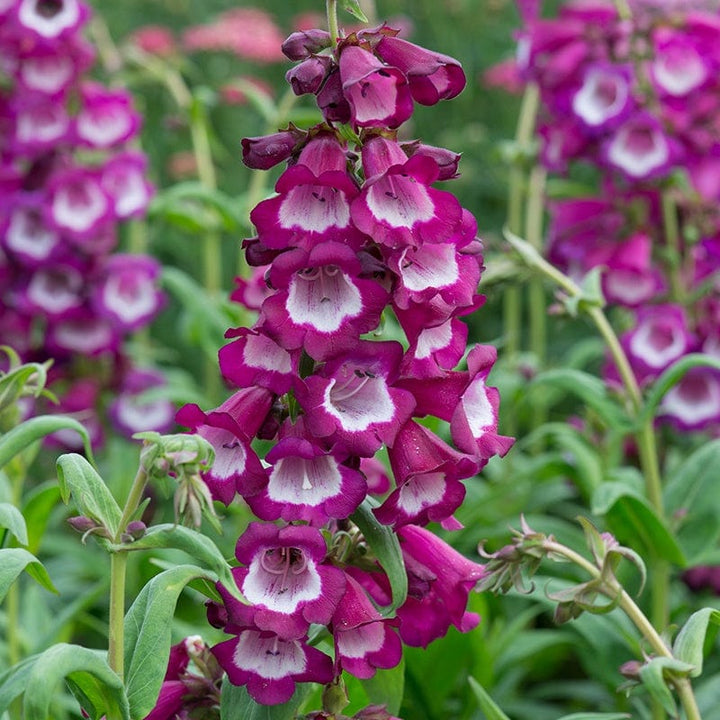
[212,628,333,705]
[351,136,463,249]
[286,55,332,96]
[332,575,402,679]
[374,35,466,105]
[651,28,709,97]
[75,83,141,148]
[14,0,89,39]
[109,368,175,438]
[297,340,416,457]
[571,64,634,131]
[242,129,304,170]
[101,152,154,219]
[338,45,413,129]
[659,367,720,430]
[220,522,347,639]
[176,389,271,504]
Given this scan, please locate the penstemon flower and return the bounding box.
[176,9,512,710]
[0,0,168,444]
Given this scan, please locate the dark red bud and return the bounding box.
[282,29,332,60]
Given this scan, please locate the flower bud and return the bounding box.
[241,130,303,170]
[403,141,462,180]
[282,29,332,60]
[286,56,332,96]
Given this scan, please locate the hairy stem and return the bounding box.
[327,0,339,46]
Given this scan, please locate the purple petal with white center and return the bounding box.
[16,0,87,39]
[12,97,71,151]
[48,313,118,356]
[92,254,164,331]
[604,113,674,180]
[213,630,333,705]
[352,140,463,249]
[109,368,175,437]
[47,168,111,239]
[652,31,708,97]
[401,317,468,377]
[25,264,84,317]
[260,242,388,360]
[220,327,295,394]
[659,368,720,430]
[101,152,154,219]
[245,432,366,525]
[297,341,416,457]
[75,84,141,148]
[338,45,413,129]
[2,199,62,266]
[572,64,633,130]
[332,576,402,679]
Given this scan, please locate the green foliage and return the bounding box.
[0,548,57,602]
[221,682,312,720]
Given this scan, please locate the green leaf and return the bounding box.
[639,657,695,716]
[0,654,38,711]
[556,715,630,720]
[124,564,217,717]
[342,0,369,22]
[0,502,28,545]
[673,608,720,677]
[664,440,720,563]
[220,681,311,720]
[116,523,244,600]
[468,676,512,720]
[0,361,49,411]
[22,482,62,554]
[56,453,122,538]
[641,354,720,424]
[362,656,405,714]
[22,645,129,720]
[0,548,57,601]
[351,498,408,615]
[526,368,630,430]
[0,415,94,471]
[592,482,685,566]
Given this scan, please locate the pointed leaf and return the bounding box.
[639,657,695,716]
[351,498,407,615]
[342,0,369,22]
[0,415,94,471]
[468,676,512,720]
[56,453,122,538]
[0,502,28,545]
[0,548,57,601]
[220,681,311,720]
[592,482,685,566]
[124,564,217,717]
[21,645,128,720]
[673,608,720,677]
[115,523,244,600]
[22,482,62,554]
[0,654,38,712]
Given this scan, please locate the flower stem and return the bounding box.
[661,191,684,305]
[326,0,339,46]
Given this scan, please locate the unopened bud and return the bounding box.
[242,130,302,170]
[282,29,332,60]
[120,520,147,543]
[286,56,332,96]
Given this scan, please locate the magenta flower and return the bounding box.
[109,368,175,438]
[374,35,466,105]
[14,0,89,39]
[571,64,634,131]
[47,167,112,240]
[338,45,413,128]
[75,83,141,148]
[212,628,333,705]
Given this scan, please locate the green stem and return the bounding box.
[116,467,149,537]
[661,191,684,305]
[544,540,700,720]
[326,0,339,45]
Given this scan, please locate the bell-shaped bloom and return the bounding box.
[2,196,62,266]
[212,627,333,705]
[659,367,720,431]
[250,134,364,252]
[375,420,478,528]
[651,28,709,97]
[260,242,388,360]
[221,522,347,640]
[219,327,296,395]
[75,83,141,148]
[351,136,463,249]
[374,36,466,105]
[47,311,118,357]
[44,377,104,449]
[15,0,89,39]
[286,55,332,96]
[332,575,402,679]
[175,389,272,504]
[395,524,486,647]
[101,152,154,219]
[338,45,413,128]
[109,368,175,438]
[604,112,675,180]
[23,263,85,318]
[623,305,694,379]
[11,95,72,153]
[245,417,367,525]
[47,167,112,240]
[297,340,416,457]
[92,254,164,331]
[571,63,633,131]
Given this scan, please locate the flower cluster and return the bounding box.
[507,0,720,430]
[0,0,171,444]
[177,22,512,707]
